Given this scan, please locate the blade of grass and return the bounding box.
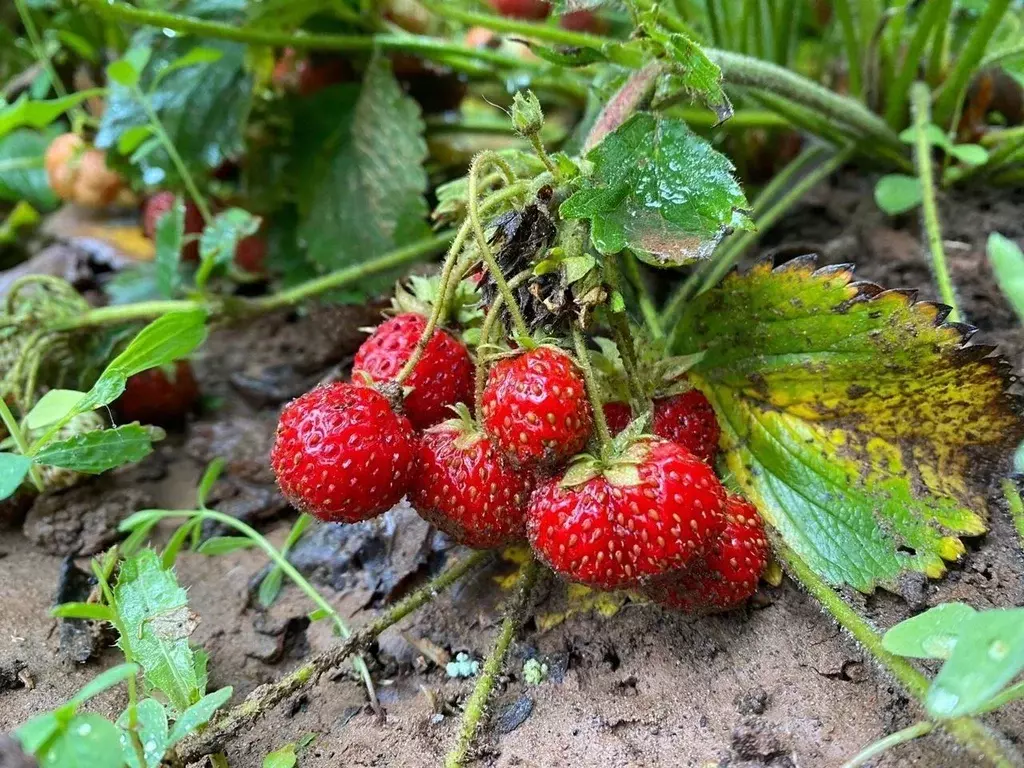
[884,0,951,126]
[833,0,864,98]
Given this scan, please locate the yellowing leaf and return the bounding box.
[671,257,1023,592]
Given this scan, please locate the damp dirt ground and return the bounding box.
[2,173,1024,767]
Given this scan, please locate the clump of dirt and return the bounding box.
[22,484,153,556]
[2,178,1024,768]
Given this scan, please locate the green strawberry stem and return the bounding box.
[12,0,85,125]
[176,549,492,763]
[609,316,650,418]
[468,152,531,340]
[474,271,532,420]
[132,84,214,224]
[620,253,662,340]
[0,396,44,492]
[910,81,961,322]
[445,558,541,768]
[780,544,1022,767]
[571,325,613,446]
[842,722,935,768]
[124,674,151,768]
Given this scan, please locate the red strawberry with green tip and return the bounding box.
[644,495,769,611]
[353,313,474,430]
[410,405,532,549]
[271,382,415,523]
[481,346,593,470]
[526,438,726,589]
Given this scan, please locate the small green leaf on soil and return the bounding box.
[167,687,232,746]
[68,663,140,707]
[670,258,1024,592]
[561,113,752,266]
[51,602,116,622]
[0,453,32,500]
[294,54,429,293]
[882,603,978,659]
[263,744,298,768]
[195,536,256,556]
[874,174,922,215]
[988,233,1024,323]
[34,424,164,474]
[113,550,203,712]
[927,608,1024,718]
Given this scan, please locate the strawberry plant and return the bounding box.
[2,0,1024,766]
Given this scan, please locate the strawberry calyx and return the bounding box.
[559,419,655,489]
[390,274,484,331]
[437,403,489,451]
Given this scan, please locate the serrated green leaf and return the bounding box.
[113,550,201,712]
[0,128,59,209]
[51,602,116,622]
[927,608,1024,718]
[195,536,256,556]
[670,259,1023,591]
[0,453,32,499]
[563,254,597,284]
[988,233,1024,323]
[561,113,752,267]
[154,199,184,299]
[69,664,140,707]
[117,698,168,768]
[295,55,429,290]
[25,389,87,430]
[167,686,232,746]
[96,1,251,183]
[655,34,732,122]
[882,603,977,659]
[0,91,104,141]
[874,174,922,215]
[34,424,163,474]
[40,714,124,768]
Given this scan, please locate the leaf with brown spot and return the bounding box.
[670,257,1024,592]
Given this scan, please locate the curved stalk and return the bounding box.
[911,82,961,321]
[571,325,612,446]
[0,397,44,491]
[781,545,1021,768]
[444,558,540,768]
[842,722,935,768]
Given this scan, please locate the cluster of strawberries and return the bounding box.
[270,310,769,612]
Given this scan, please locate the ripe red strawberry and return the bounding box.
[353,313,474,430]
[271,382,415,523]
[644,495,769,611]
[558,10,602,31]
[235,233,266,273]
[410,414,532,549]
[142,191,205,262]
[115,361,200,427]
[526,439,726,589]
[489,0,550,19]
[482,346,593,470]
[603,401,632,435]
[653,390,720,464]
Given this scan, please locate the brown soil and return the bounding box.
[2,174,1024,768]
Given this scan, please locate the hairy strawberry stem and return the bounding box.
[780,544,1021,767]
[176,550,493,763]
[571,325,612,446]
[468,153,531,341]
[445,558,540,768]
[910,82,961,322]
[474,271,531,419]
[620,253,662,340]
